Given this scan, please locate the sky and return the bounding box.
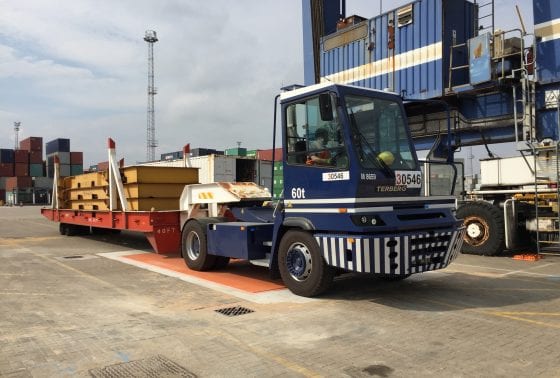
[0,0,534,168]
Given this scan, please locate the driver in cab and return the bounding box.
[306,127,331,165]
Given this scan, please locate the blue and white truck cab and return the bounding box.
[179,83,465,297]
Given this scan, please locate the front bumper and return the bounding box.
[315,226,466,275]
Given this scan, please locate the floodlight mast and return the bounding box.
[14,121,21,150]
[144,30,158,161]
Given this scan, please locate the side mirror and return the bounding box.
[319,93,334,121]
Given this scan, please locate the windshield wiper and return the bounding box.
[348,110,394,177]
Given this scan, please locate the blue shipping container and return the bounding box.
[0,149,14,163]
[46,138,70,155]
[319,0,476,99]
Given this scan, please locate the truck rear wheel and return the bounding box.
[182,220,216,271]
[278,230,334,297]
[456,202,505,256]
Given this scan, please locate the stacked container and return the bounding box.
[21,137,44,177]
[70,152,84,175]
[46,138,70,178]
[272,161,283,200]
[0,149,15,177]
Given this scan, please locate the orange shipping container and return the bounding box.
[19,137,43,152]
[6,176,32,191]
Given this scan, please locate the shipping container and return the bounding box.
[14,150,29,164]
[225,147,247,156]
[257,148,283,161]
[60,164,71,177]
[246,149,258,158]
[70,165,84,176]
[141,154,272,189]
[47,152,70,165]
[160,151,183,160]
[0,149,14,163]
[0,177,6,190]
[46,138,70,155]
[34,176,53,189]
[5,190,33,205]
[0,163,14,177]
[6,176,33,191]
[29,150,42,164]
[96,162,109,171]
[29,164,44,177]
[319,0,476,99]
[70,152,83,165]
[19,137,43,152]
[14,163,29,177]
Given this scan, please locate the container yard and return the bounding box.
[2,0,560,377]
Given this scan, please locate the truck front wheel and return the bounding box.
[456,202,505,256]
[182,221,216,271]
[278,230,334,297]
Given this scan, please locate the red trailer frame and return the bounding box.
[41,208,182,255]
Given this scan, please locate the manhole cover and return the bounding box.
[90,355,195,378]
[214,306,254,317]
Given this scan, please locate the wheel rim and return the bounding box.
[286,242,312,281]
[464,215,489,247]
[185,231,200,261]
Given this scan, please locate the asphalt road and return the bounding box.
[1,206,559,377]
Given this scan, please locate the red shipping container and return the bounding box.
[19,137,43,152]
[29,150,43,164]
[6,176,32,191]
[70,151,83,165]
[257,148,283,161]
[0,163,14,177]
[97,161,109,171]
[14,163,29,177]
[14,149,29,164]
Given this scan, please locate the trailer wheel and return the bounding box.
[456,202,505,256]
[182,220,216,271]
[278,230,334,297]
[59,223,67,235]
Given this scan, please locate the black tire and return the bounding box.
[181,220,216,271]
[456,201,505,256]
[278,230,335,297]
[212,256,230,270]
[63,224,77,236]
[59,223,67,235]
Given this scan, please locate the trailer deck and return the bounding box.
[41,208,182,255]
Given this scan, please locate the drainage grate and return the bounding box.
[89,354,195,378]
[214,306,254,317]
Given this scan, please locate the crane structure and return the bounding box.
[302,0,560,256]
[144,30,158,162]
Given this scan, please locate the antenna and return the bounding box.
[14,121,21,150]
[144,30,158,161]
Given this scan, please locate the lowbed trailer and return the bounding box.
[41,208,182,254]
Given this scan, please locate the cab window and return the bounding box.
[285,93,347,168]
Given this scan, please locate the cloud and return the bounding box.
[0,0,535,167]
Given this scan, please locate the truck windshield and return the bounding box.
[345,95,417,171]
